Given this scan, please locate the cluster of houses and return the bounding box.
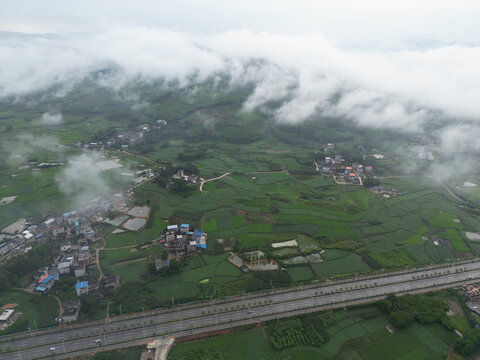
[32,240,120,323]
[74,119,167,152]
[156,224,207,270]
[172,169,203,185]
[319,154,372,185]
[0,210,98,263]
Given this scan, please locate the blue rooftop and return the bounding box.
[81,246,89,251]
[36,286,48,292]
[63,210,78,217]
[180,224,189,228]
[75,281,88,290]
[39,276,54,285]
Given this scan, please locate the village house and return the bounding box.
[77,246,91,263]
[52,226,67,239]
[101,275,120,291]
[43,218,55,228]
[58,256,73,274]
[160,224,207,258]
[60,242,72,252]
[60,299,81,323]
[73,262,86,278]
[154,259,170,271]
[35,274,56,293]
[75,281,89,296]
[0,309,21,330]
[334,154,344,164]
[0,242,11,256]
[463,285,480,300]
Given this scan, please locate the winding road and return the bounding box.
[199,172,230,192]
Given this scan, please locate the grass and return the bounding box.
[102,248,139,260]
[136,217,168,244]
[169,328,276,360]
[311,254,369,279]
[368,249,417,269]
[203,218,218,232]
[406,225,428,245]
[233,215,245,228]
[439,228,470,252]
[429,211,463,229]
[286,266,315,282]
[109,259,147,282]
[0,290,58,334]
[105,232,136,248]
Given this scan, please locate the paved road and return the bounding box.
[3,261,480,359]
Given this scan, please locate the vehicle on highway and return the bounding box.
[247,310,253,314]
[49,347,56,351]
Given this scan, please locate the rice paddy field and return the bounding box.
[3,79,480,331]
[168,304,460,360]
[134,169,477,277]
[96,158,480,301]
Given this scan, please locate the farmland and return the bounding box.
[2,77,480,333]
[168,297,462,360]
[96,153,480,303]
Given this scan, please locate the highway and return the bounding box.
[2,260,480,359]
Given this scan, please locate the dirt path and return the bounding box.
[244,170,289,175]
[126,175,157,192]
[52,295,63,317]
[121,150,155,164]
[200,172,230,192]
[96,236,106,283]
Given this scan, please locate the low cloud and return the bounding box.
[1,27,480,134]
[56,152,112,209]
[40,111,62,125]
[5,133,62,165]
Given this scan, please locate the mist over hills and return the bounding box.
[0,26,480,182]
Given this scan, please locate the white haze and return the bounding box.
[40,111,62,125]
[1,27,480,133]
[56,152,112,209]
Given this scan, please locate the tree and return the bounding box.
[390,310,414,328]
[363,176,380,188]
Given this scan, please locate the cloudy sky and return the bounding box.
[2,0,480,44]
[1,0,480,135]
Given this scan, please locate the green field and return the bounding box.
[169,328,276,360]
[169,301,462,360]
[0,290,59,334]
[3,76,480,328]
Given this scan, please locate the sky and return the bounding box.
[2,0,480,44]
[1,0,480,139]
